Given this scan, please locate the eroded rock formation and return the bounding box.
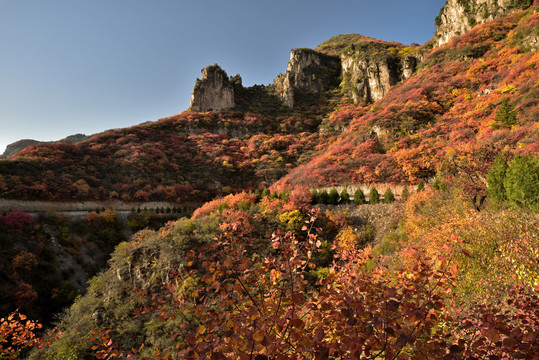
[340,53,418,103]
[189,64,235,112]
[273,49,341,107]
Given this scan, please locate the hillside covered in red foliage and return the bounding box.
[278,9,538,194]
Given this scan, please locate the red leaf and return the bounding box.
[315,347,329,360]
[450,264,458,275]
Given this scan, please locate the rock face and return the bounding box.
[273,49,341,107]
[189,64,235,112]
[434,0,533,46]
[340,53,418,103]
[275,39,421,106]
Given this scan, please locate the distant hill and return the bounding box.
[1,133,89,158]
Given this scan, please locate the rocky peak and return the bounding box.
[434,0,534,46]
[273,48,341,107]
[314,35,420,104]
[189,64,236,112]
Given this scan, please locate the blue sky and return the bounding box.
[0,0,446,153]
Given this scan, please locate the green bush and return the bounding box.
[416,180,425,192]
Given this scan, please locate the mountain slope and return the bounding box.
[277,7,538,194]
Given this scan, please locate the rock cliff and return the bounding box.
[340,52,418,103]
[434,0,534,46]
[313,35,420,104]
[273,48,341,107]
[188,64,236,112]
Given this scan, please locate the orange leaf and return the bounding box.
[253,330,265,342]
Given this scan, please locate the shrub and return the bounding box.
[416,180,425,192]
[369,187,380,204]
[279,210,306,233]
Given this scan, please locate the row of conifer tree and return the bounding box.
[310,187,402,205]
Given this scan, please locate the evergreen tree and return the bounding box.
[401,186,410,200]
[279,190,290,201]
[319,190,330,204]
[354,188,365,205]
[261,188,270,198]
[416,180,425,192]
[504,156,539,208]
[494,98,518,127]
[340,188,350,204]
[369,187,380,204]
[432,178,441,190]
[328,188,340,205]
[310,189,319,204]
[487,155,508,203]
[384,188,395,204]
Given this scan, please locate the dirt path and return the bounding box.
[0,199,189,213]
